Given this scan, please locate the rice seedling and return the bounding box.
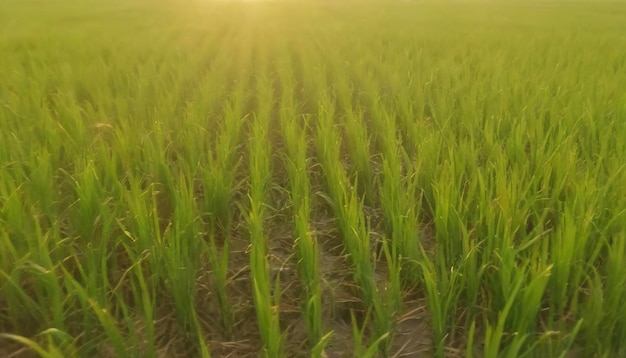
[244,65,284,355]
[276,55,329,354]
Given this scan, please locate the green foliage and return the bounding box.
[1,1,625,357]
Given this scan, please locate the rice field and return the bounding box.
[1,0,626,357]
